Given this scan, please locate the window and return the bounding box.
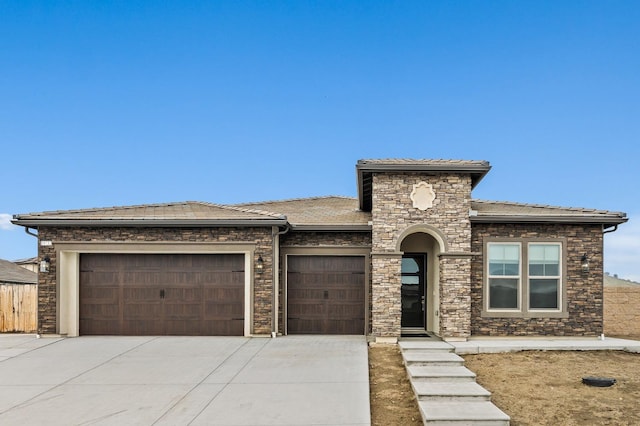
[528,244,561,310]
[485,240,564,317]
[488,244,520,310]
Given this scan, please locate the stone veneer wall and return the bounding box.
[371,172,473,339]
[279,231,372,334]
[36,226,273,335]
[470,223,604,336]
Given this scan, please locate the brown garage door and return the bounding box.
[287,255,365,334]
[80,253,244,336]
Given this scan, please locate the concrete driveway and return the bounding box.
[0,335,371,426]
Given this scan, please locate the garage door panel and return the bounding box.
[80,253,245,336]
[287,255,365,335]
[202,319,244,336]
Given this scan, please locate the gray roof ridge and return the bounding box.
[359,157,486,161]
[472,199,627,216]
[16,201,202,217]
[15,201,286,220]
[233,195,357,205]
[605,272,640,286]
[203,202,286,219]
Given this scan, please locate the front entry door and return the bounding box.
[401,254,426,328]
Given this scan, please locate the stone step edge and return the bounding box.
[407,365,477,380]
[412,381,492,398]
[419,400,511,423]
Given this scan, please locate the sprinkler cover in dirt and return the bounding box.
[582,376,617,387]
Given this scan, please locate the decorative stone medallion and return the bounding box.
[410,182,436,210]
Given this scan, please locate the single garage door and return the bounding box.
[80,253,244,336]
[287,255,365,334]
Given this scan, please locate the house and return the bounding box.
[0,258,37,333]
[11,159,628,342]
[13,257,39,273]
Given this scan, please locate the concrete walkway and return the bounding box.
[0,335,371,426]
[449,336,640,354]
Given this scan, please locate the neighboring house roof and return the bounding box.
[13,257,37,265]
[604,273,640,288]
[357,159,492,211]
[235,196,371,231]
[471,200,627,227]
[11,201,288,227]
[0,258,37,285]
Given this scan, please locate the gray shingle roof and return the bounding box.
[604,273,640,287]
[471,200,627,225]
[0,259,37,284]
[358,158,491,167]
[235,196,371,230]
[10,197,627,230]
[12,201,287,227]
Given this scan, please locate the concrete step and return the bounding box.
[403,350,465,366]
[412,381,492,402]
[407,365,476,382]
[419,401,510,425]
[399,340,454,352]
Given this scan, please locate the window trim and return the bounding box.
[486,242,522,312]
[482,238,568,319]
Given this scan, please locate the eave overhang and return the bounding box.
[470,215,628,227]
[11,218,289,228]
[357,160,491,211]
[289,224,372,232]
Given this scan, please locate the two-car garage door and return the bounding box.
[79,253,244,336]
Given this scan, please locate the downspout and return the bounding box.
[600,224,619,340]
[22,226,39,337]
[272,223,291,337]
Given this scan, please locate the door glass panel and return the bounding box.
[401,258,420,273]
[401,254,426,328]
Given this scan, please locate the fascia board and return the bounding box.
[289,224,372,232]
[11,219,289,227]
[470,215,628,225]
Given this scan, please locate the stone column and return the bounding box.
[439,254,472,340]
[371,253,402,341]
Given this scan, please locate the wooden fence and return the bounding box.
[0,284,37,333]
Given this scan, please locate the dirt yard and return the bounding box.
[368,344,422,426]
[369,340,640,426]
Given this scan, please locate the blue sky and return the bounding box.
[1,1,639,280]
